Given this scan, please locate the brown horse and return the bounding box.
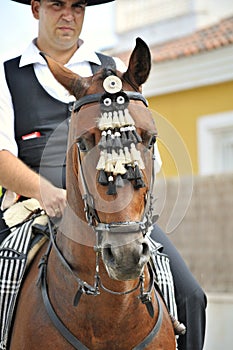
[10,38,176,349]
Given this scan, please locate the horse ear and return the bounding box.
[40,52,91,99]
[123,38,151,90]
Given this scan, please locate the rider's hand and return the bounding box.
[38,178,67,217]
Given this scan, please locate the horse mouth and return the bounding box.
[104,263,146,281]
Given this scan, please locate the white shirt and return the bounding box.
[0,39,126,156]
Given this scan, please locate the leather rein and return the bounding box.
[37,90,163,349]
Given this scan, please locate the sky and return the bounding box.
[0,1,116,60]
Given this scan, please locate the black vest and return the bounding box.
[4,53,115,188]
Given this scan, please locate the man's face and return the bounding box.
[32,0,87,51]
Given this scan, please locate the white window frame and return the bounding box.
[197,111,233,175]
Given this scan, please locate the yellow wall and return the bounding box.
[148,80,233,176]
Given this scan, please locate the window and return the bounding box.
[197,111,233,175]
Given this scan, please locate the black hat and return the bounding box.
[11,0,114,6]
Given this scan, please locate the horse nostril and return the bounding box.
[103,245,114,263]
[142,242,150,256]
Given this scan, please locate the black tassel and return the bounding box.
[121,131,127,146]
[98,134,107,149]
[134,178,145,189]
[126,166,135,180]
[98,170,108,186]
[115,174,124,188]
[128,130,137,144]
[115,136,123,149]
[134,165,145,188]
[134,164,142,179]
[106,133,112,149]
[107,178,117,195]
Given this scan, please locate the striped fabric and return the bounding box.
[149,238,178,349]
[151,252,178,319]
[0,221,33,350]
[149,237,178,319]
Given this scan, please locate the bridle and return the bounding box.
[38,84,163,349]
[74,90,158,234]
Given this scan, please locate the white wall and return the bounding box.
[204,294,233,350]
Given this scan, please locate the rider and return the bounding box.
[0,1,207,349]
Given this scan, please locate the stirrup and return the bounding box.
[170,314,186,335]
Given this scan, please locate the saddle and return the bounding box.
[0,199,48,350]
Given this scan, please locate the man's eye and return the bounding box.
[73,2,87,11]
[52,1,62,8]
[74,4,86,9]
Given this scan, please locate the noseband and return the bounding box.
[38,78,163,349]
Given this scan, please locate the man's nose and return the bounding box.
[62,7,75,22]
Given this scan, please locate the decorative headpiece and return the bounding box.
[96,75,146,195]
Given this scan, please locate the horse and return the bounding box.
[9,38,176,349]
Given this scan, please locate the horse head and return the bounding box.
[42,38,158,281]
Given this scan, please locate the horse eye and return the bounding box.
[116,95,125,105]
[77,138,88,152]
[103,97,112,107]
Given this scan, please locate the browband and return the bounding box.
[73,91,148,112]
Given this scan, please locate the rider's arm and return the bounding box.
[0,150,66,217]
[0,62,66,217]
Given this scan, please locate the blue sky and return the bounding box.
[0,1,115,60]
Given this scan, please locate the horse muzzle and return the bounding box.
[101,233,150,280]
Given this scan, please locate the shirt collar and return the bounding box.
[19,38,102,68]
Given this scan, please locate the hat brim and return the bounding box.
[11,0,114,6]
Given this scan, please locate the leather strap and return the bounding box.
[73,91,148,112]
[39,249,89,350]
[40,259,163,350]
[133,291,163,350]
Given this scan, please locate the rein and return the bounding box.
[37,87,163,349]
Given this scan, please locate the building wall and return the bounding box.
[154,173,233,349]
[147,80,233,176]
[154,173,233,292]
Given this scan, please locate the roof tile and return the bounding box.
[116,16,233,64]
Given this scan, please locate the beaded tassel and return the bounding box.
[115,174,125,188]
[112,111,121,128]
[126,165,135,180]
[107,176,117,195]
[124,109,135,125]
[130,143,145,169]
[98,169,108,186]
[118,110,126,126]
[105,153,114,173]
[98,131,107,149]
[113,159,126,175]
[96,104,146,194]
[134,163,145,188]
[96,151,106,170]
